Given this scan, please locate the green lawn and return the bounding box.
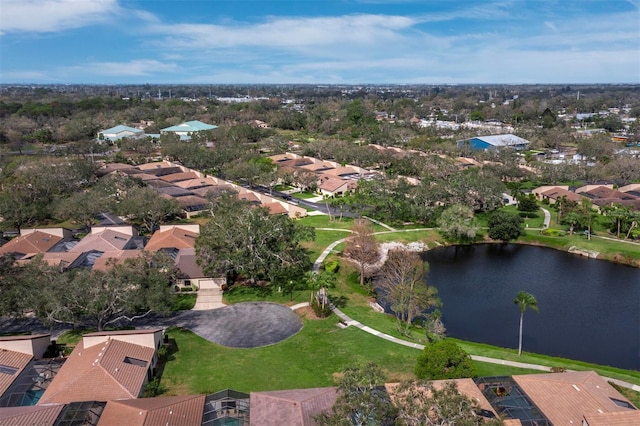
[518,232,640,266]
[160,318,422,394]
[304,229,350,260]
[298,215,387,233]
[158,320,539,395]
[293,191,319,199]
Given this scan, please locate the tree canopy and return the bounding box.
[487,210,524,242]
[196,195,314,285]
[415,339,476,380]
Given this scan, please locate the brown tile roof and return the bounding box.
[69,229,134,253]
[91,250,145,271]
[145,227,199,252]
[277,158,313,168]
[318,177,352,193]
[0,350,32,399]
[174,177,219,189]
[136,161,174,170]
[250,387,337,426]
[513,371,638,426]
[238,192,260,203]
[0,231,63,257]
[40,251,85,269]
[98,394,205,426]
[583,186,639,200]
[172,194,208,208]
[262,202,288,215]
[175,248,206,279]
[0,404,64,426]
[190,185,236,198]
[299,162,334,173]
[583,409,640,426]
[130,173,161,182]
[159,171,200,183]
[540,187,583,202]
[38,339,155,404]
[320,166,359,177]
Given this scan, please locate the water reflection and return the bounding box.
[422,244,640,370]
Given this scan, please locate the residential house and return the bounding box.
[144,225,224,297]
[69,226,141,254]
[0,228,73,259]
[532,186,583,204]
[97,394,206,426]
[512,371,640,425]
[0,334,59,408]
[318,176,356,197]
[37,329,162,405]
[249,387,337,426]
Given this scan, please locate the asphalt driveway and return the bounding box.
[174,302,303,348]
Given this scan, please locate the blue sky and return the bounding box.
[1,0,639,84]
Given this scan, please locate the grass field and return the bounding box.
[157,318,542,396]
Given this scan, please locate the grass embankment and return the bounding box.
[518,231,640,267]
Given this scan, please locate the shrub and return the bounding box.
[311,298,332,318]
[542,228,565,237]
[415,339,476,380]
[323,259,340,273]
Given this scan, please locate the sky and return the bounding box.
[0,0,639,85]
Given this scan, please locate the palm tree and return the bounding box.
[514,291,539,356]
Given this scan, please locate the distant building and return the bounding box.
[459,134,530,150]
[97,125,145,143]
[160,120,218,140]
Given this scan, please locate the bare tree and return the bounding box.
[378,249,440,335]
[391,380,504,425]
[344,218,380,287]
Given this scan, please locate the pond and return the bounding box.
[421,244,639,370]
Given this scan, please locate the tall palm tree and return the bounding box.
[514,291,539,356]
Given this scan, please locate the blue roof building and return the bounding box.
[160,120,218,140]
[458,134,530,151]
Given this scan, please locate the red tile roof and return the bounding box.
[98,394,205,426]
[159,172,200,183]
[0,404,64,425]
[69,229,134,253]
[250,387,337,426]
[145,227,199,252]
[38,339,155,404]
[513,371,640,426]
[91,250,145,271]
[0,350,32,399]
[0,231,62,257]
[540,187,583,202]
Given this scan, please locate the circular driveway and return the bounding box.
[175,302,302,348]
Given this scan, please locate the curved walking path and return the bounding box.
[312,226,640,392]
[541,207,551,228]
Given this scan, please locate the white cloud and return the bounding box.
[0,0,124,34]
[66,59,179,77]
[149,14,415,52]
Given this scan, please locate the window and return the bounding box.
[0,365,18,375]
[610,397,635,409]
[123,356,147,367]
